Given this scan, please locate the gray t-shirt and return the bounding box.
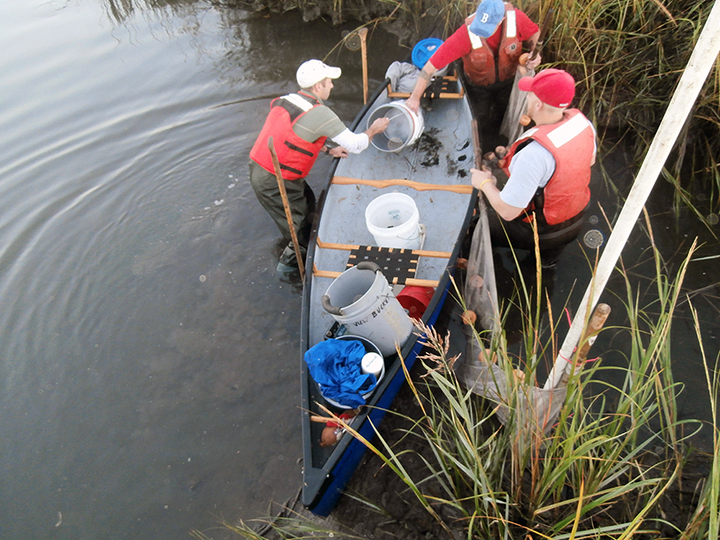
[499,141,556,209]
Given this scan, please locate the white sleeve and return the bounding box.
[330,128,370,154]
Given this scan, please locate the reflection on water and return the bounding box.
[0,1,404,539]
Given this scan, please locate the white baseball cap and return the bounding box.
[296,59,342,88]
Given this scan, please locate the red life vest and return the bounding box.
[501,109,595,226]
[249,92,327,180]
[463,4,522,86]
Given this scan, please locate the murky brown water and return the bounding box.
[0,1,404,538]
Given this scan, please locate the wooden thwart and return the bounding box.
[332,176,473,194]
[313,265,439,288]
[316,238,451,259]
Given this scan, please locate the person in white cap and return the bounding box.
[406,1,540,136]
[470,68,596,265]
[249,59,389,274]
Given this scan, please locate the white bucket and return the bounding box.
[367,100,424,152]
[321,262,413,357]
[365,192,421,250]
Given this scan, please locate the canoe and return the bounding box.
[300,69,477,515]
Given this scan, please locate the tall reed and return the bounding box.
[313,241,710,538]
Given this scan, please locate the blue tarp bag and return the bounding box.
[304,338,378,408]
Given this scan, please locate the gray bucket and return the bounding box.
[321,262,413,356]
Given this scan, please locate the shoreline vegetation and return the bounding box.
[195,242,720,538]
[203,1,719,537]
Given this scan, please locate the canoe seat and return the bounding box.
[346,245,419,285]
[312,238,447,288]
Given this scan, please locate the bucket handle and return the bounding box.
[356,261,380,273]
[321,294,343,316]
[321,262,381,316]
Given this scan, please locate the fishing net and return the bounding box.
[455,334,567,451]
[499,67,533,144]
[454,196,567,451]
[461,197,498,332]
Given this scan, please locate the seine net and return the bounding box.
[453,196,567,449]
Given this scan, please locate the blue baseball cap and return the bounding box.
[468,0,505,38]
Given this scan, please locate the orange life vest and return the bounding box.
[250,92,327,180]
[463,4,522,86]
[501,109,595,226]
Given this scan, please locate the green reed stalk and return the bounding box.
[335,239,701,538]
[681,302,720,538]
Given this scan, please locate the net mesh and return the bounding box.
[454,192,566,449]
[499,68,533,144]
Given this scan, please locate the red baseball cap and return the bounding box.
[518,69,576,108]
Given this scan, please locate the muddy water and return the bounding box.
[0,1,403,539]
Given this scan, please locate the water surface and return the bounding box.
[0,1,403,538]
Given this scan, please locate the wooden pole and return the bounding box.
[359,28,368,104]
[267,136,305,281]
[544,0,720,390]
[559,303,611,386]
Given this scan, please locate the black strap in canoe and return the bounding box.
[346,245,419,285]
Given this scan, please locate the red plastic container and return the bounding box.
[396,285,435,319]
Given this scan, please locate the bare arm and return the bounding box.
[365,117,389,141]
[325,117,389,157]
[405,61,437,113]
[471,167,525,221]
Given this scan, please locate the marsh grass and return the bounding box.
[338,240,715,538]
[208,236,719,539]
[201,254,720,540]
[683,302,720,539]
